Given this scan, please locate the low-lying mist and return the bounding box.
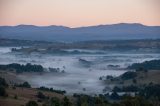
[0,47,160,94]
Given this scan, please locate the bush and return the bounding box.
[26,101,38,106]
[132,79,137,84]
[50,97,61,106]
[14,94,18,99]
[110,92,120,100]
[0,77,8,87]
[120,96,152,106]
[0,86,7,97]
[12,86,16,89]
[63,96,72,106]
[37,92,46,99]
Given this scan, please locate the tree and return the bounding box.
[0,86,7,97]
[110,92,120,100]
[37,92,46,99]
[26,101,38,106]
[50,97,61,106]
[132,79,137,84]
[16,82,31,88]
[139,84,160,100]
[23,82,31,88]
[63,96,72,106]
[120,96,152,106]
[0,77,8,87]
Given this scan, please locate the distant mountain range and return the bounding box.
[0,23,160,42]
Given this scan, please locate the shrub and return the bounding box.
[26,101,38,106]
[14,94,18,99]
[50,97,61,106]
[0,77,8,87]
[132,79,137,84]
[63,96,72,106]
[0,86,7,97]
[110,92,120,100]
[37,92,46,99]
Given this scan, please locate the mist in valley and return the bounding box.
[0,47,160,95]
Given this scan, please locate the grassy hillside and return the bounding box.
[0,87,66,106]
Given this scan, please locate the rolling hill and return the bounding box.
[0,23,160,42]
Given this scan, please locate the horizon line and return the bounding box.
[0,22,160,28]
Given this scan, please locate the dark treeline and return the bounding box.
[37,86,66,95]
[112,83,160,99]
[139,84,160,100]
[128,59,160,70]
[14,81,31,88]
[113,85,139,92]
[73,93,155,106]
[0,63,43,73]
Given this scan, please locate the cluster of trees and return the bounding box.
[36,91,49,101]
[11,48,18,52]
[0,77,8,97]
[0,63,43,73]
[73,94,109,106]
[99,75,115,81]
[128,59,160,70]
[117,96,153,106]
[101,71,138,82]
[45,96,72,106]
[48,67,65,73]
[139,84,160,100]
[14,81,31,88]
[113,85,139,92]
[73,93,154,106]
[110,83,160,101]
[28,95,72,106]
[37,86,66,95]
[120,71,137,80]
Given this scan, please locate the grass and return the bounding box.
[0,86,65,106]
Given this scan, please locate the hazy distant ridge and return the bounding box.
[0,23,160,41]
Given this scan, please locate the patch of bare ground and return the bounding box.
[136,70,160,84]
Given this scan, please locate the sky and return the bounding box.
[0,0,160,27]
